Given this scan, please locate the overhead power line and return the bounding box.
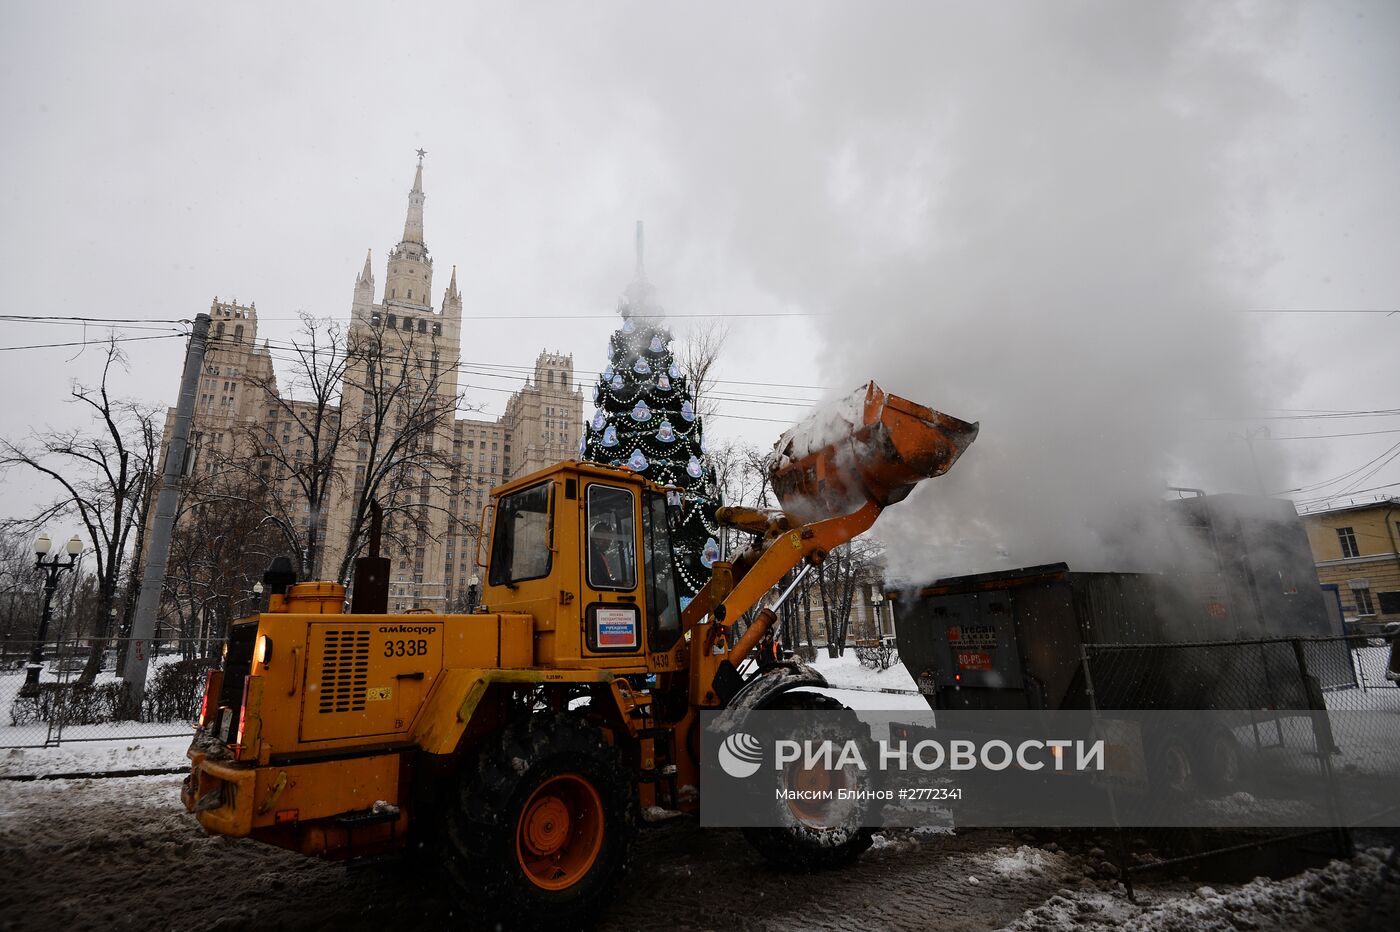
[0,333,189,353]
[1240,309,1399,315]
[0,314,192,324]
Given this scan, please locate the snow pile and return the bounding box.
[805,650,930,711]
[809,650,919,693]
[1003,846,1399,931]
[0,735,190,778]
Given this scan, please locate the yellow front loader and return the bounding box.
[181,382,976,929]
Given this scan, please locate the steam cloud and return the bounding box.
[594,2,1300,583]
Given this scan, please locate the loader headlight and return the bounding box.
[254,634,273,666]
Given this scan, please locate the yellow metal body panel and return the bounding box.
[186,750,401,837]
[240,612,536,759]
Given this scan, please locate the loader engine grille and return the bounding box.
[318,629,370,714]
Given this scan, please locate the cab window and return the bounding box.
[587,485,636,590]
[642,492,681,648]
[488,481,552,586]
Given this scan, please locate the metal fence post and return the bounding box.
[1290,638,1353,860]
[1080,644,1134,900]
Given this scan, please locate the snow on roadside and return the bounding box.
[807,649,930,710]
[809,649,920,693]
[1,734,191,777]
[1002,846,1399,931]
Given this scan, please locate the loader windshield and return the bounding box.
[489,481,553,586]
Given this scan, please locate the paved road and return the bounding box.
[1,775,1395,932]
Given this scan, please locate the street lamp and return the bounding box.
[870,588,886,639]
[23,532,82,695]
[468,574,481,613]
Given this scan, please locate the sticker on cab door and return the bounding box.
[595,607,638,649]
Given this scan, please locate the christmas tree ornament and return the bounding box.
[602,425,619,447]
[627,448,649,471]
[686,455,703,478]
[681,400,695,422]
[656,419,676,442]
[632,356,652,375]
[649,335,664,353]
[592,410,607,431]
[656,373,671,391]
[602,364,614,381]
[669,361,681,379]
[631,399,651,422]
[578,435,587,457]
[611,374,625,390]
[622,318,636,334]
[701,538,720,569]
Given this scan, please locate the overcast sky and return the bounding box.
[1,1,1395,579]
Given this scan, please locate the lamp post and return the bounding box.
[468,574,481,613]
[23,533,82,694]
[870,588,886,639]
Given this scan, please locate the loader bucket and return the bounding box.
[769,382,978,523]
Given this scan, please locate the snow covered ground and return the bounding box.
[807,649,931,711]
[1,734,190,778]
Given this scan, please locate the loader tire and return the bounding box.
[441,714,636,932]
[741,690,876,871]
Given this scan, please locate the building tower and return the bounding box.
[322,153,463,610]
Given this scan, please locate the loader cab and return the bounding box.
[483,462,682,670]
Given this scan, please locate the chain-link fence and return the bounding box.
[1,638,218,749]
[1081,633,1400,894]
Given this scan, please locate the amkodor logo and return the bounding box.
[717,732,764,779]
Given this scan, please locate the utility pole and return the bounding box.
[121,314,211,714]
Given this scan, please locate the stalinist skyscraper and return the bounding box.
[319,153,465,610]
[149,154,584,620]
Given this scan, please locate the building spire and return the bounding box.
[358,248,374,284]
[402,151,427,245]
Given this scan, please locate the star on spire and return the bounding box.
[416,148,427,164]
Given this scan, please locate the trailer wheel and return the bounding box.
[1198,728,1242,793]
[741,690,876,870]
[1148,731,1197,797]
[442,714,636,931]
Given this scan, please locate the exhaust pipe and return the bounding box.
[351,500,390,614]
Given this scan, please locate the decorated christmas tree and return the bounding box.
[579,224,718,605]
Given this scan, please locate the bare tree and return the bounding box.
[332,322,467,585]
[160,466,282,657]
[237,314,352,580]
[231,314,470,589]
[677,319,729,419]
[814,537,883,657]
[0,341,159,684]
[0,531,43,653]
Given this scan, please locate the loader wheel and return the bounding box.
[741,690,876,871]
[442,714,636,931]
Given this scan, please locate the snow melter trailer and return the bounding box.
[893,494,1347,712]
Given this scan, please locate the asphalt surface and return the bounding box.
[1,775,1396,932]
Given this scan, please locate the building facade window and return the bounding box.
[1337,527,1360,559]
[1355,586,1375,615]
